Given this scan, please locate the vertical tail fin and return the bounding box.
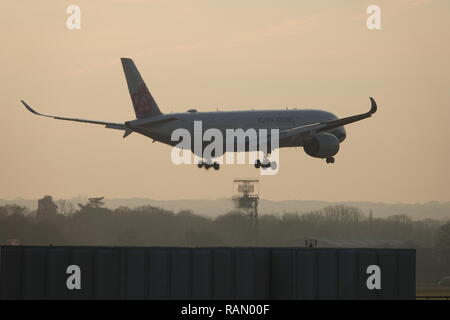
[121,58,162,119]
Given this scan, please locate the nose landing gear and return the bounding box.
[325,157,335,164]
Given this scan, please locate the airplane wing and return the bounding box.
[20,100,132,137]
[279,97,377,140]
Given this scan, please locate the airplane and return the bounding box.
[20,58,377,171]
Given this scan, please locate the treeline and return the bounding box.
[0,199,448,249]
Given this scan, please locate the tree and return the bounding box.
[436,221,450,248]
[56,199,75,216]
[0,204,27,217]
[322,205,364,224]
[435,221,450,266]
[78,197,105,209]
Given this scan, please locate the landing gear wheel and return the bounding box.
[326,157,335,164]
[271,161,277,170]
[203,161,211,169]
[213,162,220,170]
[197,161,203,168]
[254,160,261,168]
[262,161,271,169]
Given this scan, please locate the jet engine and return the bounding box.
[303,132,340,159]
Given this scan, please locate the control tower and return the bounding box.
[232,179,259,226]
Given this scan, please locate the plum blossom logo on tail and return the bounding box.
[132,84,152,118]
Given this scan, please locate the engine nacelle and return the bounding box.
[303,132,340,159]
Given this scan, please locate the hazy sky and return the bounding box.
[1,0,449,202]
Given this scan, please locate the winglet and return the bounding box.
[21,100,42,116]
[369,97,377,115]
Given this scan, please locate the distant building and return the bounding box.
[36,195,58,219]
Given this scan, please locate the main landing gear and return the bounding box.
[325,157,335,164]
[197,161,220,170]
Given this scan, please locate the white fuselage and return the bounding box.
[126,109,347,155]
